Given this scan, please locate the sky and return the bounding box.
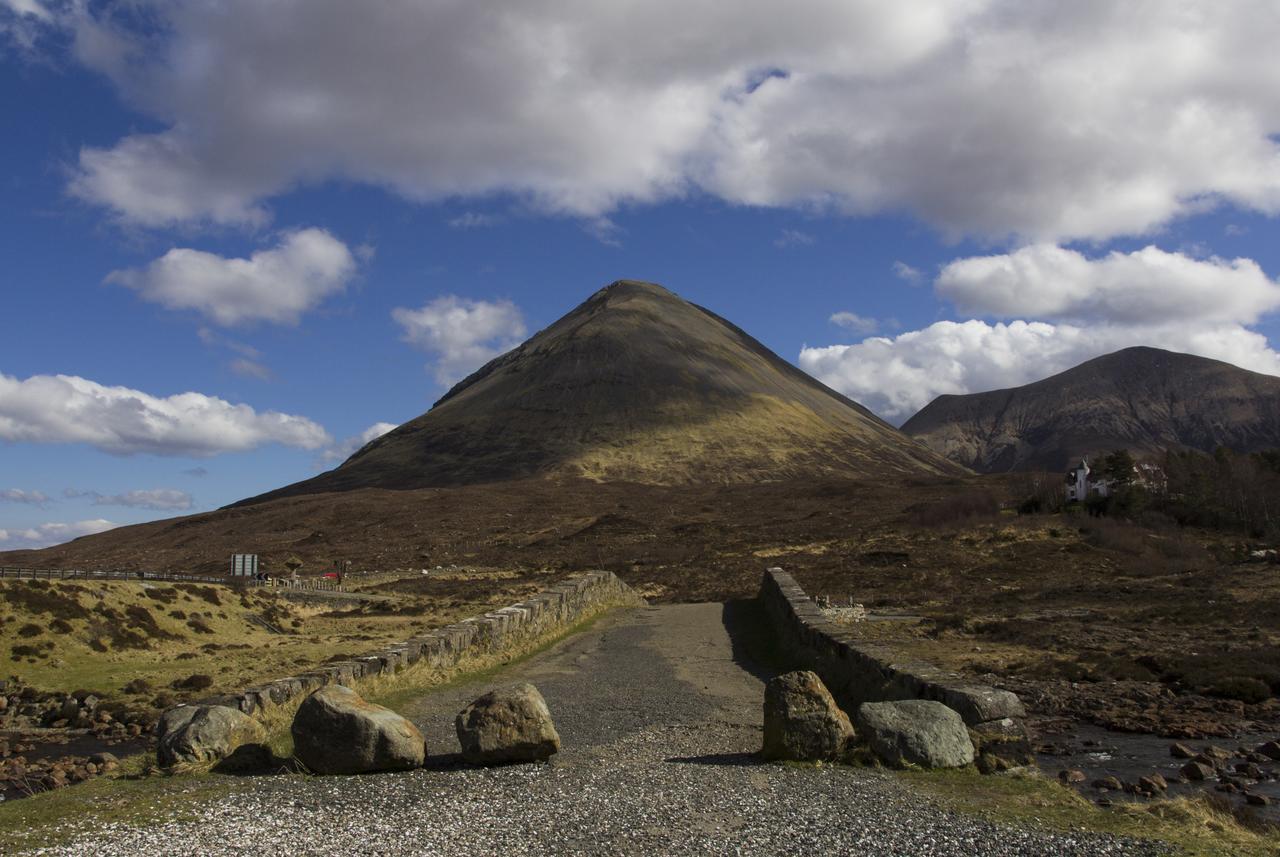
[3,0,1280,550]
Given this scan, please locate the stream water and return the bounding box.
[1036,721,1280,825]
[0,731,149,802]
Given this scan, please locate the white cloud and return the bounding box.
[0,372,331,456]
[64,488,193,511]
[229,358,272,381]
[320,421,399,465]
[0,488,50,505]
[0,0,51,52]
[2,0,50,19]
[0,519,116,550]
[392,296,527,386]
[801,319,1280,423]
[774,229,816,248]
[107,229,357,326]
[44,2,1280,241]
[829,312,879,334]
[937,245,1280,326]
[448,212,501,229]
[892,262,923,284]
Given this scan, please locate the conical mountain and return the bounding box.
[902,346,1280,472]
[245,280,960,504]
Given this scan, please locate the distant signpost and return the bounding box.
[231,554,259,577]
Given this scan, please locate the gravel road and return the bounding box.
[27,604,1167,856]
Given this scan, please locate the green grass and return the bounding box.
[0,769,238,852]
[900,767,1280,857]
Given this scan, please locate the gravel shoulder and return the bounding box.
[23,604,1166,856]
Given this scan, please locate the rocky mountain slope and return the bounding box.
[241,279,959,504]
[901,346,1280,472]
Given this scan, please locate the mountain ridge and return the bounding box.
[901,346,1280,472]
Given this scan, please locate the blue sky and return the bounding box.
[3,1,1280,548]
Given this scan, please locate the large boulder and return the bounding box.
[291,685,426,774]
[456,683,560,765]
[856,700,975,769]
[156,704,266,768]
[761,670,855,762]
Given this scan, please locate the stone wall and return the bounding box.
[193,571,637,720]
[759,567,1028,741]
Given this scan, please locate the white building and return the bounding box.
[1065,458,1117,502]
[1065,459,1092,502]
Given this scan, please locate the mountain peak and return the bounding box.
[239,281,961,505]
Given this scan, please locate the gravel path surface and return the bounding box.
[27,604,1167,856]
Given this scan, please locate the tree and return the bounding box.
[1102,449,1136,485]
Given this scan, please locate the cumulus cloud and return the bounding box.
[64,488,193,511]
[0,372,331,456]
[35,1,1278,241]
[0,488,50,505]
[829,312,879,335]
[802,244,1280,421]
[393,296,527,386]
[0,519,116,551]
[320,421,399,465]
[937,245,1280,326]
[107,229,357,326]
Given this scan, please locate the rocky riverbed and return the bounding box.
[0,682,152,802]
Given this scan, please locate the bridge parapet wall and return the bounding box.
[183,571,638,721]
[759,567,1027,737]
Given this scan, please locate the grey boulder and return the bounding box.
[291,685,426,774]
[156,704,266,768]
[456,683,560,765]
[761,670,855,762]
[856,699,975,769]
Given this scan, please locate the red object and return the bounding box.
[323,572,339,579]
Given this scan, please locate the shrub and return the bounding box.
[122,678,152,695]
[925,613,969,637]
[123,604,180,641]
[1089,655,1158,683]
[143,587,178,605]
[10,644,41,658]
[1207,676,1272,704]
[186,617,214,634]
[16,623,42,638]
[2,584,90,620]
[49,618,73,634]
[180,585,222,606]
[172,673,214,691]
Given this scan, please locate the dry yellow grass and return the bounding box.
[0,574,547,708]
[903,768,1280,857]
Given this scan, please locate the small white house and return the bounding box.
[1066,459,1091,502]
[1065,458,1114,502]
